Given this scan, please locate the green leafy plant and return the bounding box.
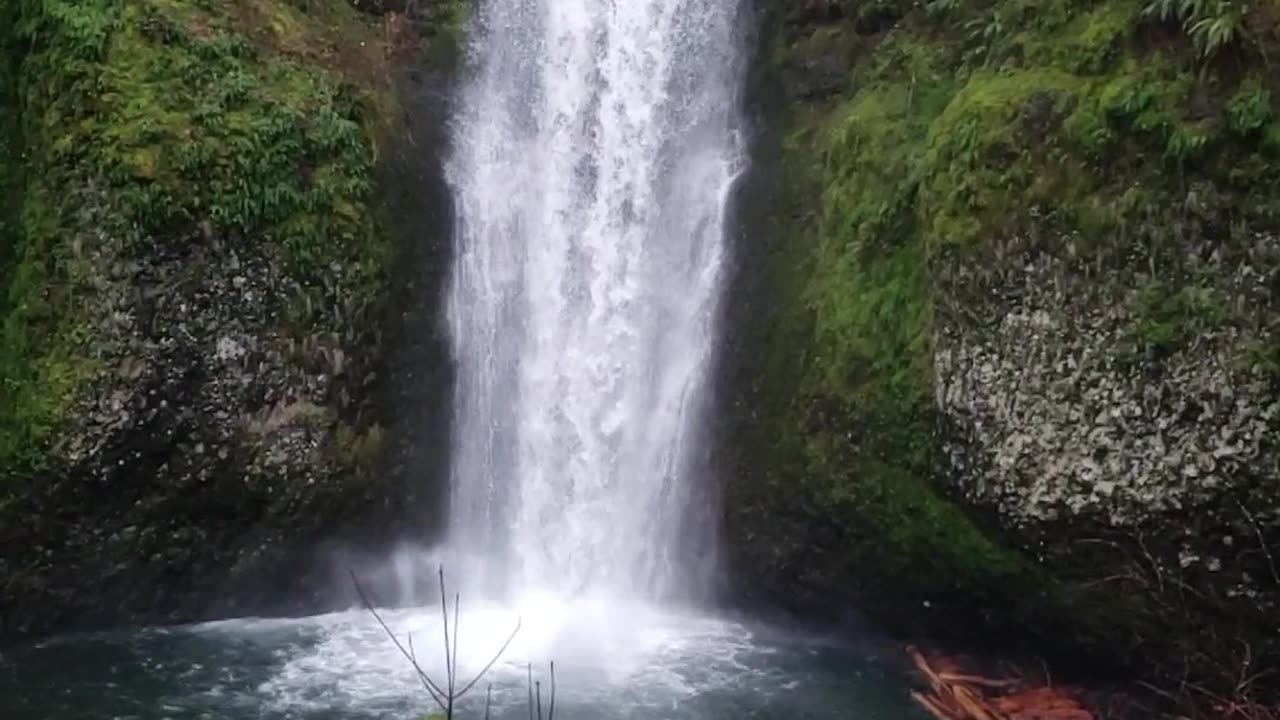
[925,0,962,16]
[1164,123,1211,162]
[1142,0,1203,22]
[1064,104,1114,157]
[963,9,1007,63]
[1188,4,1244,57]
[1124,282,1231,358]
[1227,79,1272,135]
[1141,0,1246,58]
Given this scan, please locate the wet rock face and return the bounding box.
[937,237,1279,528]
[0,0,463,639]
[935,231,1280,652]
[726,0,1280,693]
[0,200,398,637]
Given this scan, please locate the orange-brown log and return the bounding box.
[913,691,960,720]
[951,685,1007,720]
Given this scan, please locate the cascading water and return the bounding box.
[4,6,933,717]
[443,0,747,603]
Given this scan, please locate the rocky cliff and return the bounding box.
[4,0,1277,704]
[0,0,461,637]
[723,0,1279,699]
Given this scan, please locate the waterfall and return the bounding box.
[443,0,746,604]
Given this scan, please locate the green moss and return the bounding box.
[922,68,1088,248]
[0,0,394,483]
[1124,281,1232,356]
[812,37,953,423]
[334,422,388,469]
[1227,77,1272,136]
[738,0,1280,668]
[806,449,1040,612]
[81,0,381,276]
[1,6,23,291]
[735,24,1051,641]
[920,1,1280,251]
[1054,0,1142,73]
[1233,337,1280,377]
[423,0,471,62]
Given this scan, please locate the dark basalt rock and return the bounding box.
[720,0,1280,701]
[0,0,463,640]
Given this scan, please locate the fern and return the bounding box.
[1142,0,1213,21]
[1227,80,1272,135]
[1187,4,1243,58]
[1164,125,1209,162]
[925,0,961,16]
[962,9,1005,64]
[1141,0,1182,20]
[1141,0,1245,58]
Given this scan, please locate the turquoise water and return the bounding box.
[1,603,927,720]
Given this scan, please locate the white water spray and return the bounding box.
[443,0,747,603]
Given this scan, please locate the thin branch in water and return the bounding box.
[484,685,493,720]
[351,566,522,715]
[454,615,522,700]
[439,566,455,698]
[452,591,461,697]
[408,632,421,687]
[348,570,448,710]
[405,632,445,706]
[548,662,556,720]
[527,664,535,720]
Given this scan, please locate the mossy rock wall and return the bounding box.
[724,0,1280,693]
[0,0,463,637]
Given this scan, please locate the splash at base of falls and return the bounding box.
[264,600,770,709]
[1,604,927,720]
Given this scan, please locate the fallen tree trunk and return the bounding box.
[908,647,1093,720]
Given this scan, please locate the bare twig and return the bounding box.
[453,591,461,695]
[348,570,448,710]
[350,567,521,717]
[1237,501,1280,587]
[440,566,454,708]
[527,664,535,720]
[548,661,557,720]
[454,616,522,700]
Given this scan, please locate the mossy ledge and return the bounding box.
[0,0,464,637]
[723,0,1279,700]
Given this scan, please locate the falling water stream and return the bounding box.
[1,1,929,717]
[443,0,741,605]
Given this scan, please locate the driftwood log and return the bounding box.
[909,647,1093,720]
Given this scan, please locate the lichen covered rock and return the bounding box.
[938,236,1279,530]
[725,0,1280,696]
[0,0,459,637]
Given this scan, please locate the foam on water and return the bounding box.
[3,606,923,719]
[208,604,783,717]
